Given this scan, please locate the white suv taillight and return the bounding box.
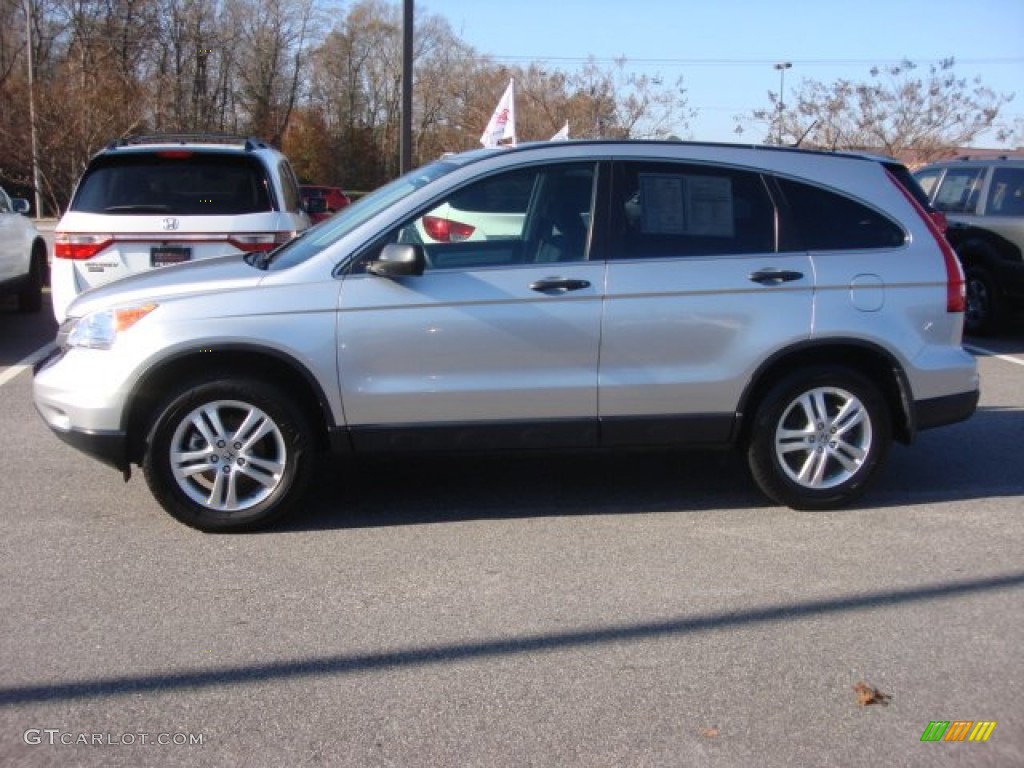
[422,215,476,243]
[54,233,115,260]
[887,172,965,314]
[227,232,296,252]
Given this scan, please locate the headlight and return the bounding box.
[67,304,158,350]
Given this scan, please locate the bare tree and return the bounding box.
[738,58,1014,163]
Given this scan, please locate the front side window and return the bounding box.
[777,178,906,251]
[382,162,597,271]
[930,167,986,214]
[609,162,775,259]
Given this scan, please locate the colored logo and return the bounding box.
[921,721,997,742]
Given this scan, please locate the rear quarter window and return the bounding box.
[777,178,906,250]
[278,160,303,213]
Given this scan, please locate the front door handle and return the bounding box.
[530,278,591,293]
[748,269,804,285]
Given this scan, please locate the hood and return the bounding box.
[65,253,263,319]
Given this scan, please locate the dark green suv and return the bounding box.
[914,157,1024,334]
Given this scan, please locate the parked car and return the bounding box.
[913,156,1024,334]
[302,196,332,225]
[0,185,48,313]
[413,172,534,243]
[51,134,311,322]
[300,184,351,223]
[34,140,979,532]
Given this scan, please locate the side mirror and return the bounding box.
[304,197,327,214]
[12,198,30,215]
[366,243,426,277]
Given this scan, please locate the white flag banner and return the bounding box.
[480,79,516,148]
[550,121,569,141]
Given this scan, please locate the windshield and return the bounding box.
[261,159,462,271]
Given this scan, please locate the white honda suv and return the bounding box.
[51,134,310,322]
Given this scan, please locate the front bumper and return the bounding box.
[33,344,135,472]
[44,422,129,471]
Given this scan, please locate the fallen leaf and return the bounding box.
[698,726,720,738]
[853,681,891,706]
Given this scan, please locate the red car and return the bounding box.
[300,185,351,223]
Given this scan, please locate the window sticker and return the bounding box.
[638,173,735,237]
[639,174,687,234]
[685,175,734,237]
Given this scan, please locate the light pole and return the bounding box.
[23,0,43,217]
[774,61,792,146]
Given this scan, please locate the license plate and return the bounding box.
[151,246,191,267]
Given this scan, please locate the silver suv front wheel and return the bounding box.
[747,366,891,510]
[143,376,314,532]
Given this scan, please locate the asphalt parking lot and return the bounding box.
[1,293,1022,767]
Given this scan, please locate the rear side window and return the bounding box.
[986,167,1024,216]
[610,161,775,258]
[777,178,906,250]
[72,152,273,215]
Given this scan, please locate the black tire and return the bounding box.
[16,245,45,314]
[142,376,315,532]
[963,266,1002,336]
[747,366,891,510]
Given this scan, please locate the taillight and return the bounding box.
[227,232,295,252]
[929,210,948,235]
[54,233,114,260]
[422,215,475,243]
[887,171,965,313]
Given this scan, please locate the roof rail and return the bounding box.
[105,134,269,151]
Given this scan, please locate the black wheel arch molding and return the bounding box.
[734,337,919,446]
[122,342,341,466]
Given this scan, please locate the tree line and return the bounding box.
[0,0,1017,215]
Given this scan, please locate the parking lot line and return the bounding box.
[0,342,55,388]
[964,344,1024,368]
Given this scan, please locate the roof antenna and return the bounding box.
[793,121,818,148]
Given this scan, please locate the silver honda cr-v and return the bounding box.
[34,141,979,531]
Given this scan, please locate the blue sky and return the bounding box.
[420,0,1024,146]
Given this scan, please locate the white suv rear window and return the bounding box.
[72,152,273,216]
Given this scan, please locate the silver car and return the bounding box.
[34,141,980,531]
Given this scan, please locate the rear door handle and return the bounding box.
[530,278,591,293]
[748,269,804,285]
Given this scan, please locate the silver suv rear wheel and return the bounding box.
[747,366,891,510]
